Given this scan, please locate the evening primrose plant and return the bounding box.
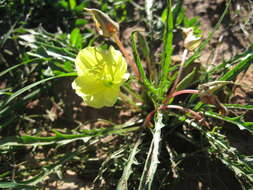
[81,3,253,190]
[1,0,253,189]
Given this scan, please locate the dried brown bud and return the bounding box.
[85,8,119,37]
[182,27,201,51]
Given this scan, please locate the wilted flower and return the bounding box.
[84,8,119,38]
[72,46,128,108]
[182,27,201,51]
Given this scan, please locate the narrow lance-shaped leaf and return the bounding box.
[224,104,253,110]
[176,67,197,91]
[0,73,76,111]
[205,111,253,133]
[0,58,44,78]
[70,28,82,49]
[209,44,253,74]
[117,136,142,190]
[0,126,140,148]
[159,0,174,95]
[219,54,253,81]
[138,112,164,190]
[180,117,253,188]
[137,32,157,81]
[131,32,157,96]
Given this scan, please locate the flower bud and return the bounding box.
[182,27,201,51]
[85,8,119,37]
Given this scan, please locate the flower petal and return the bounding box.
[72,75,120,108]
[73,46,127,108]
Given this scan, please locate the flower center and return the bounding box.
[104,80,114,87]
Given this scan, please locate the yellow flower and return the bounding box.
[72,46,128,108]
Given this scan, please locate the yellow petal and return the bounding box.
[72,75,120,108]
[72,46,128,108]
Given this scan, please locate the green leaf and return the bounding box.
[138,112,164,190]
[0,73,76,112]
[224,104,253,110]
[137,32,150,63]
[219,54,253,81]
[205,111,253,133]
[172,0,184,26]
[131,32,156,96]
[69,0,76,10]
[159,0,174,96]
[209,44,253,75]
[137,32,157,81]
[70,28,82,49]
[58,0,68,8]
[53,60,75,73]
[0,58,43,78]
[0,125,140,148]
[176,67,197,91]
[75,18,87,27]
[18,27,77,60]
[117,136,142,190]
[0,182,36,189]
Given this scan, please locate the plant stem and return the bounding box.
[164,49,188,104]
[144,103,209,128]
[119,92,140,110]
[144,89,199,127]
[113,33,140,79]
[169,89,199,99]
[160,105,209,127]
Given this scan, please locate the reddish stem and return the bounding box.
[143,110,156,127]
[161,105,209,128]
[144,89,199,127]
[166,49,188,102]
[144,103,209,128]
[164,89,199,104]
[113,33,140,79]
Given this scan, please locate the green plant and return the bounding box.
[1,0,253,189]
